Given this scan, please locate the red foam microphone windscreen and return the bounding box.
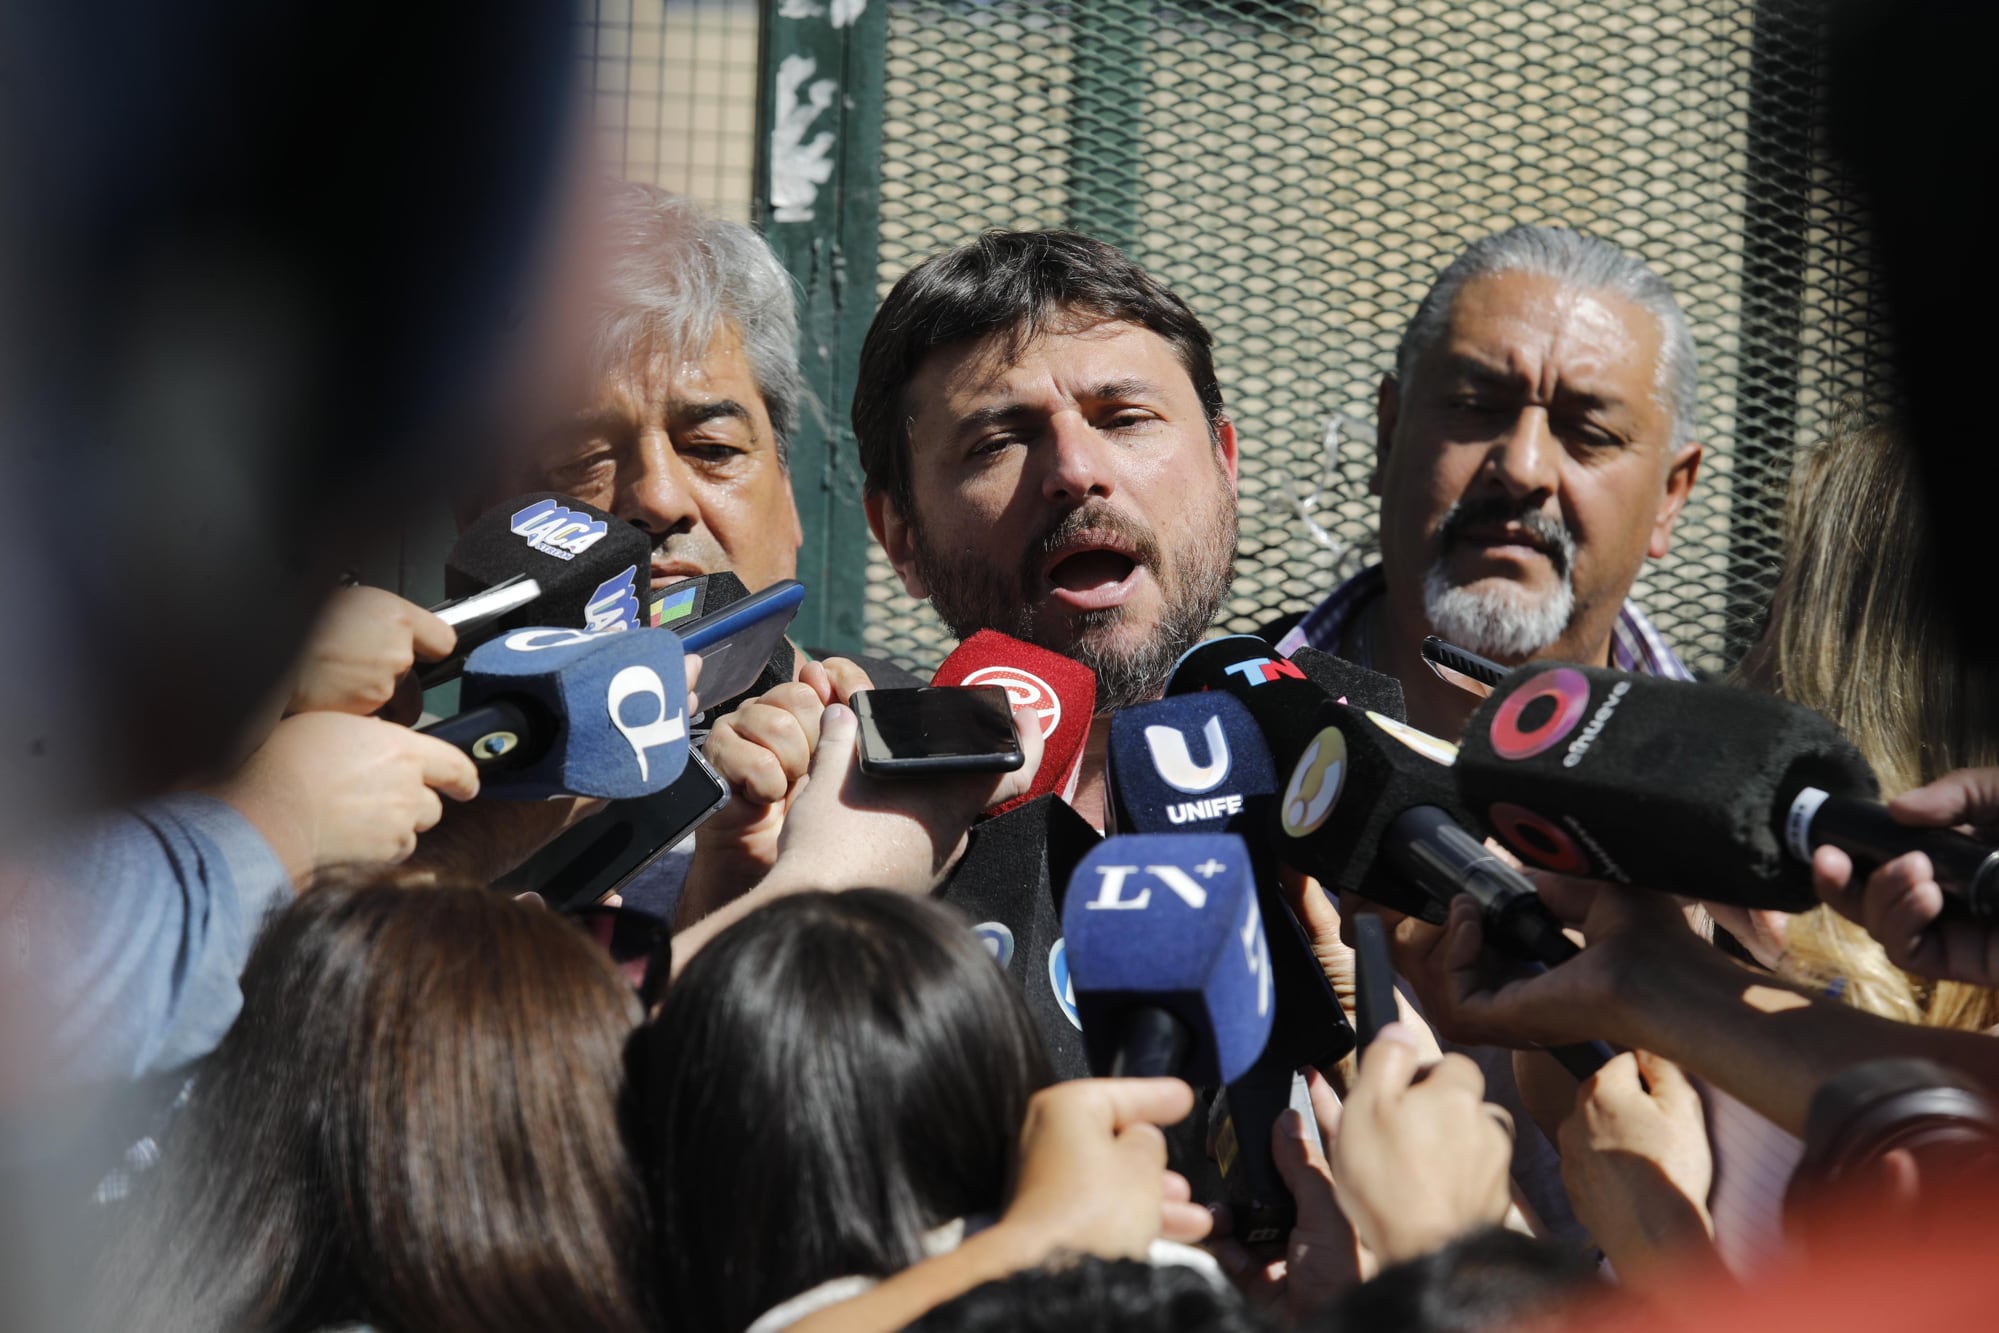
[933,630,1097,813]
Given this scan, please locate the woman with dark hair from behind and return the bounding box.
[640,889,1062,1333]
[88,875,653,1333]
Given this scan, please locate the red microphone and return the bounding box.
[932,631,1096,813]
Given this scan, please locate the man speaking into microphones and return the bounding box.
[852,230,1240,832]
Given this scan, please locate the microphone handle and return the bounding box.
[1385,806,1615,1078]
[1110,1007,1192,1079]
[1804,793,1999,920]
[1214,1066,1298,1245]
[1386,806,1575,966]
[419,698,547,770]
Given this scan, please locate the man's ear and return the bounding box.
[1369,374,1400,498]
[1214,416,1239,491]
[779,469,805,556]
[864,488,929,599]
[1648,441,1703,559]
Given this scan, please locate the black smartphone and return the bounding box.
[1351,909,1400,1052]
[495,747,731,910]
[676,578,806,712]
[853,686,1026,778]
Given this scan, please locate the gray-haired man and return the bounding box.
[1276,225,1704,740]
[492,179,807,598]
[1277,225,1705,1249]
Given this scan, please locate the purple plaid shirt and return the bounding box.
[1273,562,1694,680]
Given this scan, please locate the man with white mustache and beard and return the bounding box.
[1273,225,1703,1250]
[1275,224,1703,741]
[854,229,1242,831]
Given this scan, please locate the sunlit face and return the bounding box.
[1374,269,1700,662]
[520,322,801,592]
[868,316,1239,709]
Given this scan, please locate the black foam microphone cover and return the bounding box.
[1456,665,1877,910]
[1290,647,1408,721]
[1274,702,1475,923]
[1167,636,1343,776]
[935,794,1101,1081]
[445,493,653,635]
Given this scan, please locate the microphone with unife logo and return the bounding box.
[1454,665,1999,917]
[1106,692,1354,1066]
[932,630,1097,811]
[1106,692,1356,1241]
[1061,833,1275,1085]
[419,625,690,799]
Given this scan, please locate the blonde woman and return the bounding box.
[1733,415,1999,1031]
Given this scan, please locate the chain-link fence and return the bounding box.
[581,0,762,220]
[867,0,1888,675]
[581,0,1889,676]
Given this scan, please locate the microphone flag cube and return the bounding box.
[462,625,690,800]
[1061,833,1273,1086]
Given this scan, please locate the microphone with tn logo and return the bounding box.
[420,625,690,799]
[932,630,1096,811]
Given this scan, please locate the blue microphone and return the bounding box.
[423,625,691,799]
[1061,833,1274,1086]
[1106,694,1353,1066]
[1107,692,1274,836]
[1108,695,1353,1243]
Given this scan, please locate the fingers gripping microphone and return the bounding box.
[1455,666,1895,912]
[422,626,690,799]
[933,631,1097,812]
[1788,792,1999,918]
[1062,834,1275,1085]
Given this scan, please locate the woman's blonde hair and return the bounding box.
[1735,414,1999,1031]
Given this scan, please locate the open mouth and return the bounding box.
[1042,538,1142,610]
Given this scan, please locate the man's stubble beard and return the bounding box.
[908,488,1238,712]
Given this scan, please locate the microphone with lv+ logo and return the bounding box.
[1103,691,1357,1245]
[419,625,691,800]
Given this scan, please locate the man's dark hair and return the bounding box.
[908,1257,1270,1333]
[852,230,1226,514]
[1310,1227,1600,1333]
[637,890,1055,1333]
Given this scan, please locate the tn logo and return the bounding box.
[1144,715,1230,793]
